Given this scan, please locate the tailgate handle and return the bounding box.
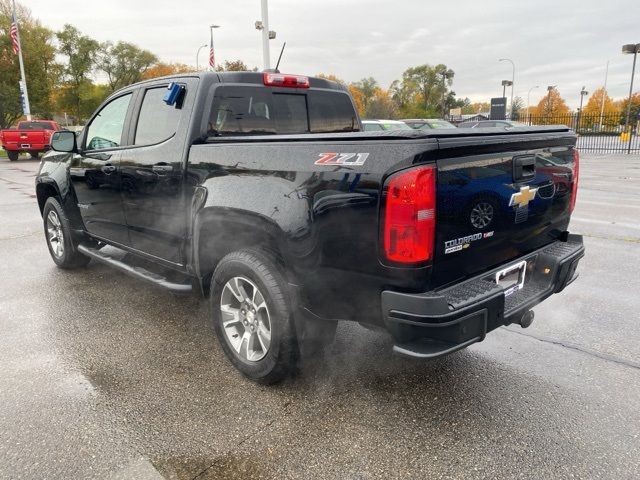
[513,156,536,181]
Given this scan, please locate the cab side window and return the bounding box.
[85,94,132,151]
[135,87,183,145]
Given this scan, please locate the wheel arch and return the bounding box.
[36,180,61,214]
[194,207,289,296]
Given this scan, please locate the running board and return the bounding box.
[77,244,193,294]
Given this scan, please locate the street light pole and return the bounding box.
[526,85,539,120]
[196,44,207,71]
[622,43,639,153]
[499,58,515,118]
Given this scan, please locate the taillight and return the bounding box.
[382,165,436,264]
[570,149,579,213]
[263,72,310,88]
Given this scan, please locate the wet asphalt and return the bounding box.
[0,153,639,479]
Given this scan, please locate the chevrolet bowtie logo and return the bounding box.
[509,186,538,208]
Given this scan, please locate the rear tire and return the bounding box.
[29,151,39,160]
[210,249,298,384]
[7,150,19,162]
[42,197,91,269]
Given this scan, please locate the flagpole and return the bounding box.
[12,0,31,120]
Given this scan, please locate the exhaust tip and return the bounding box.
[519,310,535,329]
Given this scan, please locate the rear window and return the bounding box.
[208,86,357,136]
[17,121,55,130]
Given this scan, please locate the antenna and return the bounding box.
[274,42,286,73]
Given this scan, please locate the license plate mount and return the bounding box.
[20,144,31,149]
[495,260,527,297]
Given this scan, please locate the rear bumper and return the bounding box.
[2,143,49,151]
[381,234,585,359]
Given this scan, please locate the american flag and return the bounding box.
[10,13,20,55]
[209,30,215,68]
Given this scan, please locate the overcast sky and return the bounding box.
[23,0,639,108]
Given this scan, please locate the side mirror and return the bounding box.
[51,131,77,153]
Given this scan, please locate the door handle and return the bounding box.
[101,164,116,174]
[513,156,536,181]
[152,164,173,174]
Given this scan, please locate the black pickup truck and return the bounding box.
[36,71,584,383]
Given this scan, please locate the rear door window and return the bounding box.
[135,87,183,145]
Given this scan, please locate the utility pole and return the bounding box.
[261,0,271,70]
[12,0,31,120]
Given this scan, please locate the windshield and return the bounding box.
[381,122,412,131]
[423,120,457,129]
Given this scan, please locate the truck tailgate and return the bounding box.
[1,130,47,146]
[431,132,577,288]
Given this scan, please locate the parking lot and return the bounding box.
[1,153,639,479]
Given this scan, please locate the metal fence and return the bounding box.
[512,113,640,154]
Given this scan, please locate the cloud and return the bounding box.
[23,0,638,107]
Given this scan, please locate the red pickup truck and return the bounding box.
[1,120,61,161]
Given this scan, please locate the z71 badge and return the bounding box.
[315,152,369,166]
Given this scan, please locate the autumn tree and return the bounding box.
[347,85,365,117]
[351,77,379,112]
[56,24,99,120]
[530,88,570,122]
[580,87,620,127]
[142,62,195,80]
[98,41,157,92]
[364,88,398,119]
[617,92,640,126]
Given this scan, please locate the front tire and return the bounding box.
[42,197,90,269]
[7,150,19,162]
[211,249,298,384]
[29,151,39,160]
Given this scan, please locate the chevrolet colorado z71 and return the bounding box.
[35,72,584,383]
[1,120,60,161]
